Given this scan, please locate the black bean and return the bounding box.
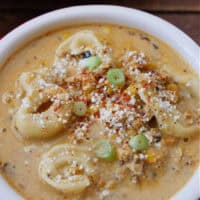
[152,43,159,49]
[154,135,161,143]
[148,116,158,128]
[82,51,92,59]
[140,35,150,41]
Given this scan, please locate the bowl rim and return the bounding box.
[0,5,199,200]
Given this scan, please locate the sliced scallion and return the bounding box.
[86,56,101,71]
[95,140,116,161]
[73,102,87,117]
[107,68,125,86]
[129,134,149,151]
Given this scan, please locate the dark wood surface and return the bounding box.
[0,0,200,44]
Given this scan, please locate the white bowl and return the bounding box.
[0,5,199,200]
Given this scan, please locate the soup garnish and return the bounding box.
[0,24,199,200]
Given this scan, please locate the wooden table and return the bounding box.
[0,0,199,44]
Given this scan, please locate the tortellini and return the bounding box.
[159,114,199,138]
[39,144,92,193]
[163,64,199,96]
[54,30,113,72]
[138,86,199,138]
[55,30,102,56]
[183,76,200,98]
[15,72,72,139]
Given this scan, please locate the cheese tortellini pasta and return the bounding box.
[55,30,102,56]
[15,72,72,139]
[54,30,113,72]
[136,73,200,138]
[39,144,92,193]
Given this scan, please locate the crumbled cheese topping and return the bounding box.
[5,36,190,194]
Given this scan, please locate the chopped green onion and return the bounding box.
[96,140,116,161]
[73,102,87,116]
[129,134,149,151]
[107,68,125,86]
[86,56,101,71]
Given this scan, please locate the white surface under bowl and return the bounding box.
[0,5,199,200]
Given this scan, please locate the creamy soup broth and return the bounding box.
[0,24,199,200]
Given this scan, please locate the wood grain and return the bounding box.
[0,0,199,12]
[0,1,199,44]
[157,13,200,44]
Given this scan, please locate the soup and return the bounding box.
[0,24,199,200]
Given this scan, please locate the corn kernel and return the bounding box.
[107,84,114,95]
[167,83,178,93]
[102,26,111,34]
[61,32,70,39]
[145,150,157,164]
[146,63,157,70]
[126,84,137,96]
